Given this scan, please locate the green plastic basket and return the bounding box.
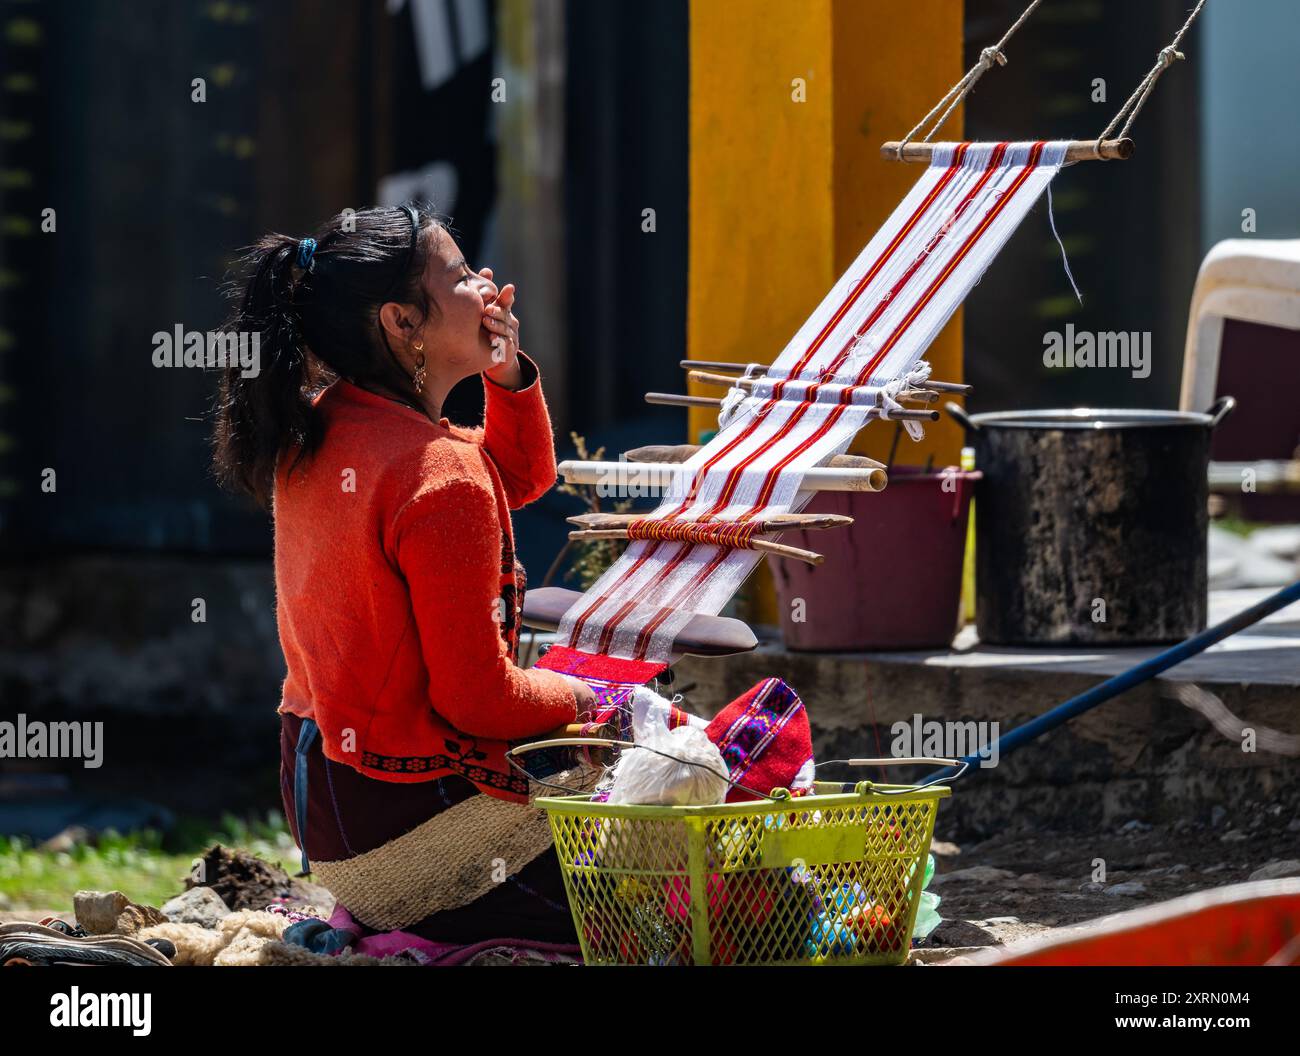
[537,779,950,966]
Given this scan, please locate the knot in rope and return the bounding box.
[894,0,1044,149]
[1093,0,1203,147]
[879,361,931,441]
[717,385,749,429]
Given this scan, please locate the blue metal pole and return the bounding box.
[935,578,1300,783]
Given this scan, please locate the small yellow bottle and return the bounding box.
[959,445,977,627]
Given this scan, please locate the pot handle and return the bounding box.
[1206,395,1236,429]
[945,401,978,431]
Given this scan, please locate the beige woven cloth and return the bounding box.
[313,767,598,932]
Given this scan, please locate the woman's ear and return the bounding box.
[377,301,416,347]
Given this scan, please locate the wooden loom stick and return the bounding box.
[645,391,940,422]
[677,360,973,395]
[690,370,941,405]
[568,528,825,566]
[646,391,719,408]
[560,722,612,739]
[624,443,886,471]
[566,511,854,531]
[879,138,1135,163]
[558,458,888,493]
[678,358,758,373]
[688,368,934,398]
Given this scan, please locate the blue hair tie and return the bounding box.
[297,238,317,269]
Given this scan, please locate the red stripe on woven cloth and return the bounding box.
[704,145,1010,513]
[534,645,666,686]
[783,142,972,381]
[730,148,1034,522]
[618,146,1031,650]
[565,539,664,647]
[631,544,732,659]
[666,144,1007,527]
[832,141,1011,382]
[651,144,972,524]
[595,537,698,656]
[857,141,1045,379]
[558,150,974,651]
[571,144,1027,656]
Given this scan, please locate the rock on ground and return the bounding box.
[161,886,230,929]
[74,890,167,936]
[1248,859,1300,881]
[929,865,1016,886]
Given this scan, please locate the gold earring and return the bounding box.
[411,340,426,394]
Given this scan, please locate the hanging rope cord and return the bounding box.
[1094,0,1207,150]
[895,0,1045,155]
[896,0,1209,158]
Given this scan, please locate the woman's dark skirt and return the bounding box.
[279,712,577,945]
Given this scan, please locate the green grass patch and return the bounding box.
[0,812,298,912]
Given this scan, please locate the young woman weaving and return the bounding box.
[213,203,595,945]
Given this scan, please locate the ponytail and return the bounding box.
[212,204,443,510]
[212,234,321,509]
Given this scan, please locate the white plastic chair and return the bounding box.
[1180,238,1300,412]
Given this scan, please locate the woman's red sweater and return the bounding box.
[274,355,576,803]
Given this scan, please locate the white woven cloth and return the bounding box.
[558,142,1069,662]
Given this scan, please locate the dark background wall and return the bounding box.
[1,0,1294,829]
[0,0,688,575]
[0,0,1248,564]
[562,0,687,443]
[0,0,688,823]
[962,0,1202,416]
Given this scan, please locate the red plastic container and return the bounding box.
[769,466,980,651]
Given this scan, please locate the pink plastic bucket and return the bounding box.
[769,466,980,651]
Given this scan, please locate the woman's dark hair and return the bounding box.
[212,202,445,508]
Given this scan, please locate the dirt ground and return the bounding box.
[921,808,1300,951]
[6,813,1297,963]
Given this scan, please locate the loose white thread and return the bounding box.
[1047,184,1083,306]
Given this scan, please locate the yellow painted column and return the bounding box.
[687,0,965,623]
[687,0,835,447]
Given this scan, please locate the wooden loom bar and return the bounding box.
[646,391,939,422]
[560,722,612,739]
[678,360,973,395]
[624,443,885,471]
[567,511,854,531]
[557,459,888,493]
[878,137,1135,163]
[678,358,756,373]
[646,391,719,408]
[567,528,824,566]
[689,369,939,403]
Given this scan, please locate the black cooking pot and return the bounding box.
[947,398,1235,646]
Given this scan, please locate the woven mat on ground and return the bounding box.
[137,908,581,966]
